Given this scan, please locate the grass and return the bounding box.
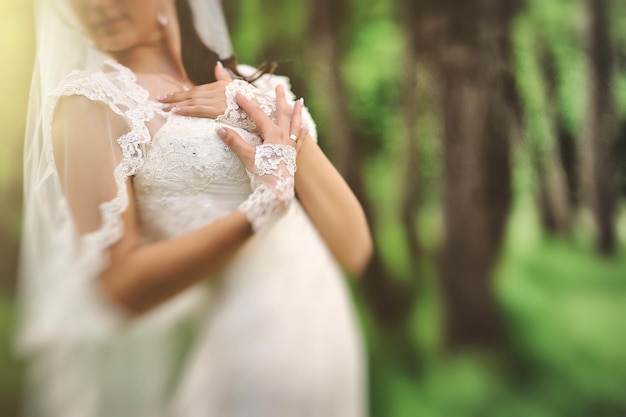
[362,192,626,417]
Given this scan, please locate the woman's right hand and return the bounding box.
[216,84,307,172]
[216,85,308,231]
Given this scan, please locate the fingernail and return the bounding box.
[156,94,167,100]
[299,98,304,105]
[172,106,181,113]
[159,103,171,109]
[217,61,224,69]
[217,128,227,138]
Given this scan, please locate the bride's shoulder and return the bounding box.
[52,59,149,106]
[48,60,151,137]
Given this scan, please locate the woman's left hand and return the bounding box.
[157,62,233,118]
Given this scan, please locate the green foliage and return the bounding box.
[343,18,405,157]
[361,196,626,417]
[500,218,626,402]
[512,0,587,172]
[611,0,626,118]
[525,0,587,135]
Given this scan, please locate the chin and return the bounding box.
[97,37,136,54]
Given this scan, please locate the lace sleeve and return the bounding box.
[216,79,276,131]
[216,70,318,143]
[238,144,297,231]
[19,65,203,417]
[18,67,156,353]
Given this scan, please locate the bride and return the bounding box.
[18,0,372,416]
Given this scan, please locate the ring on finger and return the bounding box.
[289,133,299,143]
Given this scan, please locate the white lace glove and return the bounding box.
[216,83,307,231]
[216,80,276,131]
[238,144,297,231]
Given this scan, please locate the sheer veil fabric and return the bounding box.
[19,1,366,416]
[18,1,234,415]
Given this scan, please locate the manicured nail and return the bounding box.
[172,106,181,113]
[299,98,304,105]
[217,61,224,69]
[217,128,227,138]
[159,103,170,109]
[156,94,167,100]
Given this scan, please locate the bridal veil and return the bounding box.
[18,1,234,416]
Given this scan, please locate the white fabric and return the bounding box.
[132,95,365,417]
[217,79,278,130]
[20,56,209,417]
[19,0,365,416]
[170,205,366,417]
[188,0,233,59]
[238,144,297,231]
[20,1,198,414]
[217,71,318,140]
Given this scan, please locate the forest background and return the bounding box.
[1,0,626,416]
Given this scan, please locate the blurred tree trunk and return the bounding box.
[556,128,579,208]
[541,49,580,210]
[415,0,522,349]
[0,178,21,290]
[615,120,626,198]
[582,0,618,255]
[305,0,413,328]
[303,0,351,177]
[535,49,574,235]
[614,17,626,201]
[401,0,422,274]
[535,154,572,235]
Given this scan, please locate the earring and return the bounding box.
[157,11,168,27]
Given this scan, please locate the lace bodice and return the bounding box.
[133,114,262,240]
[47,60,309,243]
[23,58,310,353]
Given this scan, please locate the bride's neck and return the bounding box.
[111,43,185,80]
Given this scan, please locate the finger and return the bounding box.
[216,127,255,171]
[275,85,290,131]
[215,61,234,82]
[296,126,309,153]
[157,90,193,103]
[290,98,304,136]
[162,95,224,111]
[157,83,223,103]
[159,97,198,112]
[171,104,224,119]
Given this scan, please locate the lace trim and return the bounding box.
[238,144,297,231]
[48,61,156,264]
[216,79,277,131]
[253,144,297,178]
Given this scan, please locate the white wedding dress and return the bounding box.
[19,60,366,417]
[134,75,366,417]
